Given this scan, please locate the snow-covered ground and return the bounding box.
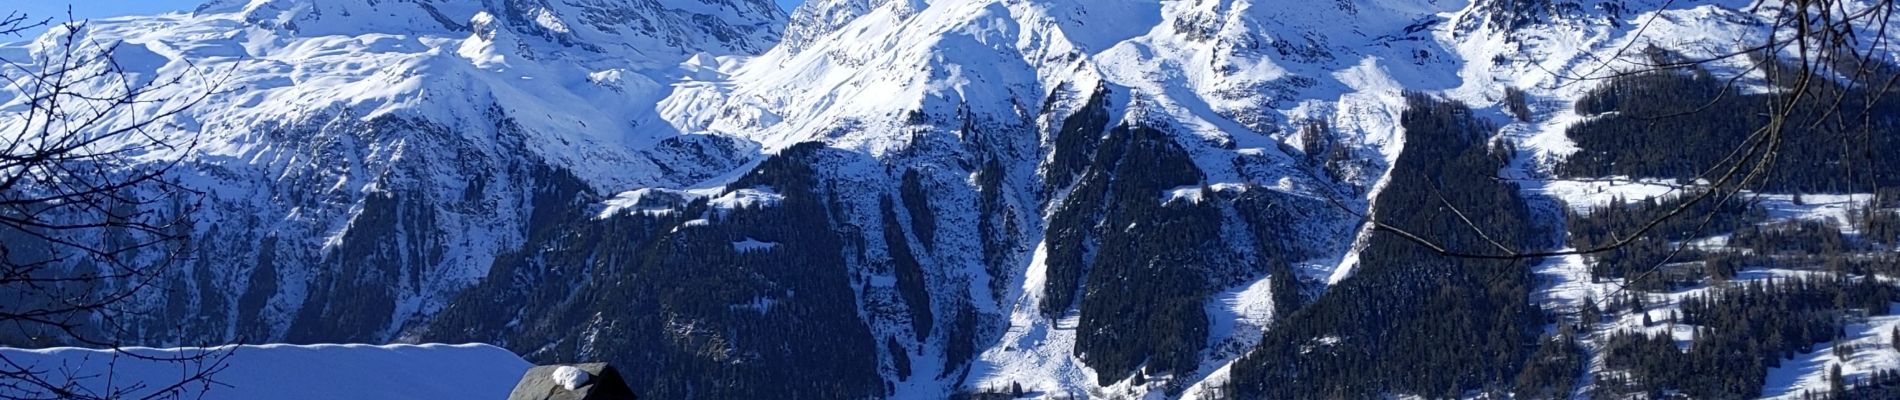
[0,343,531,400]
[1762,305,1900,399]
[966,243,1105,399]
[1508,102,1896,398]
[1483,3,1900,389]
[1514,127,1896,398]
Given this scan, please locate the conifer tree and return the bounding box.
[1832,364,1846,396]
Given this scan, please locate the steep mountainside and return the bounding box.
[0,0,786,344]
[2,0,1898,398]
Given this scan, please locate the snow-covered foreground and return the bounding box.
[0,343,530,400]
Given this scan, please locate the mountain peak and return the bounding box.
[1454,0,1674,32]
[196,0,788,58]
[782,0,923,53]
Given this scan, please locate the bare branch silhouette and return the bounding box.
[0,9,237,400]
[1357,0,1897,262]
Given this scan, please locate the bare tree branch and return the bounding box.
[0,9,236,400]
[1360,0,1896,262]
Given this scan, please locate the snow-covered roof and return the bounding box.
[0,343,531,400]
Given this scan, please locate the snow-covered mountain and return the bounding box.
[3,0,1897,398]
[0,0,788,345]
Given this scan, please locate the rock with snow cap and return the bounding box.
[507,363,636,400]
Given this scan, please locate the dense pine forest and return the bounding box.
[1220,52,1900,398]
[1597,276,1897,398]
[1561,51,1900,193]
[1540,56,1900,399]
[1227,93,1546,399]
[424,144,885,399]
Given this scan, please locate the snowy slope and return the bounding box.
[0,344,531,400]
[0,0,787,346]
[685,0,1898,397]
[650,0,1468,397]
[3,0,1897,398]
[1462,1,1900,398]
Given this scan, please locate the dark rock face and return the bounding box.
[781,0,906,53]
[508,363,639,400]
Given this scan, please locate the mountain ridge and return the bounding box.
[3,0,1896,398]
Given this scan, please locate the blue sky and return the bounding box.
[5,0,805,39]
